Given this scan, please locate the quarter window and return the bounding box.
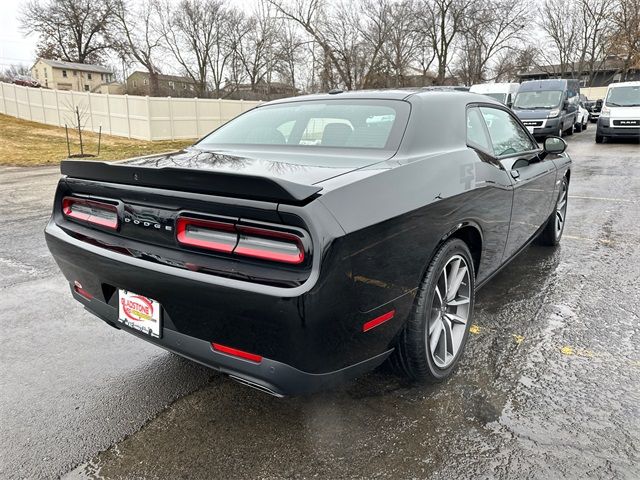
[480,107,537,157]
[466,107,492,154]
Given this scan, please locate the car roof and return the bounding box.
[519,79,572,91]
[607,81,640,88]
[262,88,498,106]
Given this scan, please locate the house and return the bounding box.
[223,80,299,100]
[517,57,640,87]
[126,71,197,97]
[31,58,114,92]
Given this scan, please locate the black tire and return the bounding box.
[557,126,563,138]
[565,125,574,136]
[583,120,588,130]
[575,122,582,133]
[595,134,604,143]
[539,175,568,246]
[390,238,475,383]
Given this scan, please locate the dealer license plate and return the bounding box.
[118,289,162,338]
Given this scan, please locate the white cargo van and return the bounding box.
[596,81,640,143]
[469,83,520,107]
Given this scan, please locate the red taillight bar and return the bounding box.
[176,216,306,265]
[62,196,118,230]
[211,343,263,363]
[362,310,395,332]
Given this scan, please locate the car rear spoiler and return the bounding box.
[60,160,323,204]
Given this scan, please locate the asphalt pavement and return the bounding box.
[1,127,639,480]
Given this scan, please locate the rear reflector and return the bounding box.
[62,196,118,230]
[212,343,263,363]
[176,216,305,265]
[73,280,93,300]
[362,310,395,332]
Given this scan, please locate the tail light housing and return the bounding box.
[62,196,118,230]
[176,216,307,265]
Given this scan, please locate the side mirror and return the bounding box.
[563,100,570,110]
[543,136,567,154]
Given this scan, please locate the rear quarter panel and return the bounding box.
[318,148,513,314]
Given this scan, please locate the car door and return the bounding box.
[479,106,558,261]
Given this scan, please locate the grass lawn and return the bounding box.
[0,114,195,167]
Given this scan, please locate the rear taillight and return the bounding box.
[62,196,118,230]
[176,217,236,253]
[235,225,305,264]
[176,216,306,265]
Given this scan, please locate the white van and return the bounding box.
[596,81,640,143]
[469,83,520,107]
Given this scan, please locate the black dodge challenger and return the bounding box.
[45,90,571,396]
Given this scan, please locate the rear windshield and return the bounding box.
[513,90,563,109]
[606,86,640,107]
[197,99,410,151]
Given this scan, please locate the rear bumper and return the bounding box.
[597,119,640,139]
[45,220,409,395]
[73,286,391,396]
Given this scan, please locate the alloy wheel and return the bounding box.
[427,255,471,369]
[555,179,568,236]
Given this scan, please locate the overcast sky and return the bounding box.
[0,1,35,68]
[0,0,257,70]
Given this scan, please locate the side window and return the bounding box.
[480,107,537,157]
[466,107,492,154]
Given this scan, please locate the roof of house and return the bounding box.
[518,57,633,77]
[36,58,113,74]
[224,81,299,91]
[127,71,196,83]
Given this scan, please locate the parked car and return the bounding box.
[588,99,603,122]
[575,102,589,132]
[512,79,580,138]
[469,82,520,107]
[12,75,41,88]
[596,81,640,143]
[45,90,572,396]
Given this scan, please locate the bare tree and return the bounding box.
[233,1,281,92]
[538,0,581,76]
[419,0,472,84]
[112,0,163,95]
[380,0,423,87]
[20,0,114,64]
[578,0,615,86]
[274,21,308,91]
[157,0,223,97]
[610,0,640,80]
[268,0,350,89]
[492,45,540,81]
[455,0,530,84]
[208,6,243,97]
[0,65,31,82]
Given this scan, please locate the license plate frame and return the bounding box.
[117,289,162,338]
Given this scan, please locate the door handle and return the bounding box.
[510,169,520,180]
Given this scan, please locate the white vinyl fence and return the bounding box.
[0,82,261,141]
